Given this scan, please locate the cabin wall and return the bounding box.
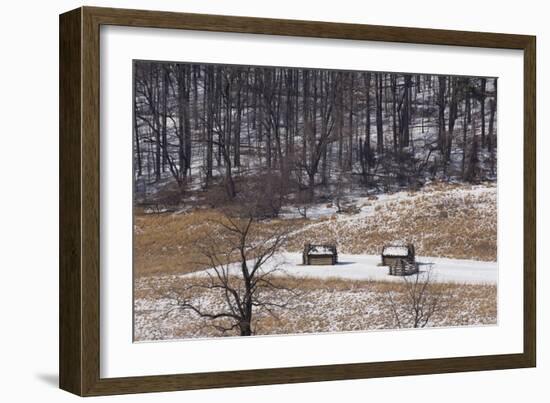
[382,255,414,266]
[383,256,402,267]
[306,255,336,265]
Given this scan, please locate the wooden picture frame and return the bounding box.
[59,6,536,396]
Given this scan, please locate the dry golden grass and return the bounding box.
[134,274,497,340]
[134,208,307,277]
[134,183,496,278]
[134,209,214,277]
[285,183,497,261]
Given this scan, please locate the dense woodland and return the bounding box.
[133,61,497,214]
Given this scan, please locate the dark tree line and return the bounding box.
[134,61,497,207]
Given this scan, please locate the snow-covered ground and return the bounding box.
[135,251,498,340]
[280,184,495,222]
[185,252,497,285]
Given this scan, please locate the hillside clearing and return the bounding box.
[134,182,496,277]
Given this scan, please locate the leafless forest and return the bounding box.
[134,61,497,211]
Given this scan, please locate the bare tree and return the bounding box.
[298,70,338,201]
[386,266,446,328]
[166,213,294,336]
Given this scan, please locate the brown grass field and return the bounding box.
[134,274,497,340]
[134,182,496,278]
[133,182,497,340]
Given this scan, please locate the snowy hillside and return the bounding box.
[132,62,499,341]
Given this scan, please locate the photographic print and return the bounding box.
[133,61,498,341]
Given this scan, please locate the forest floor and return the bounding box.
[133,181,498,341]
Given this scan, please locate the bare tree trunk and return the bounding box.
[161,66,169,173]
[192,65,200,130]
[347,73,354,170]
[133,72,142,177]
[302,70,309,169]
[392,75,398,152]
[480,77,487,148]
[376,73,384,154]
[205,66,214,184]
[364,72,371,165]
[153,67,161,182]
[337,72,344,169]
[223,73,236,198]
[234,71,242,168]
[176,65,187,184]
[462,97,468,178]
[320,72,328,184]
[437,76,447,160]
[183,67,192,176]
[465,117,479,183]
[402,74,412,147]
[488,78,497,176]
[446,77,458,163]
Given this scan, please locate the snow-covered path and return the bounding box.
[185,252,497,285]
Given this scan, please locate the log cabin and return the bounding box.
[381,243,415,267]
[302,243,338,265]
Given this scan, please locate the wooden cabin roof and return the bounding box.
[382,244,411,257]
[304,244,337,256]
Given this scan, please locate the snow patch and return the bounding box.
[382,246,409,256]
[185,252,497,285]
